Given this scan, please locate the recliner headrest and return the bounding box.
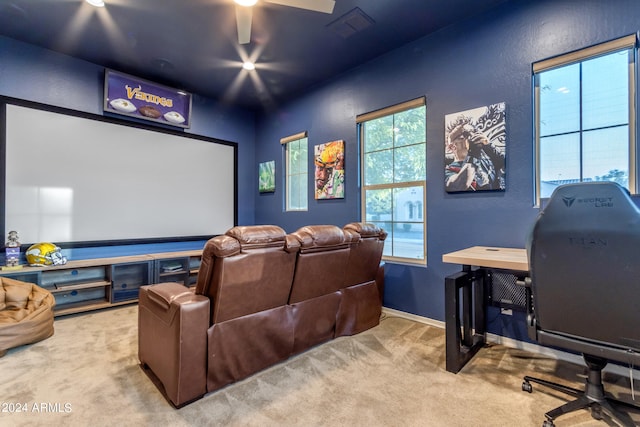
[207,235,241,258]
[205,225,296,258]
[292,225,351,250]
[344,222,387,240]
[226,225,287,245]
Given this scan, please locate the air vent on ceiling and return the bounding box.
[327,7,375,39]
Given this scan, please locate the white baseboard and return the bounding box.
[381,307,639,379]
[382,307,446,329]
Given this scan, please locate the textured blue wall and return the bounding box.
[0,36,257,259]
[2,0,639,340]
[254,0,640,338]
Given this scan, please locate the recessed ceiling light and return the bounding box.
[235,0,258,6]
[86,0,105,7]
[243,61,256,71]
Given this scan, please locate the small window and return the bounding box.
[534,35,636,203]
[358,98,427,264]
[282,132,308,211]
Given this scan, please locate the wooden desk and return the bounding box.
[442,246,529,373]
[442,246,528,271]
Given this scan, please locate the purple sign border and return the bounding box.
[103,69,192,129]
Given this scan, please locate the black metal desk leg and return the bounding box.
[445,267,486,373]
[461,278,473,347]
[473,269,486,337]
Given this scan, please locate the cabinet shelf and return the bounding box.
[54,299,114,316]
[160,269,185,276]
[0,250,201,317]
[49,280,111,293]
[151,251,202,287]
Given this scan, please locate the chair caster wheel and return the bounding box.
[522,380,533,393]
[591,405,603,420]
[542,419,555,427]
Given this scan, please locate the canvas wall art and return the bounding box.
[444,102,506,192]
[314,140,344,199]
[258,160,276,193]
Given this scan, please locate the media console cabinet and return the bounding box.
[0,250,202,316]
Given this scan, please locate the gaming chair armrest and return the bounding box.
[517,276,537,341]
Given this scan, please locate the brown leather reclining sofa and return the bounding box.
[138,222,386,407]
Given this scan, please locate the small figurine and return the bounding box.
[5,230,21,267]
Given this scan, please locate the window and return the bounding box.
[358,98,426,264]
[534,35,637,203]
[282,131,308,211]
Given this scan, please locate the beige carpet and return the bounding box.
[1,305,638,426]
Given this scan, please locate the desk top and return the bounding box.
[442,246,529,272]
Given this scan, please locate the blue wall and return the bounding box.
[0,36,257,259]
[253,0,640,339]
[1,0,639,341]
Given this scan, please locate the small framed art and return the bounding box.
[444,102,506,193]
[258,160,276,193]
[314,140,344,199]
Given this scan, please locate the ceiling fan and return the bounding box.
[234,0,336,44]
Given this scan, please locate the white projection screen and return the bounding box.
[3,102,237,245]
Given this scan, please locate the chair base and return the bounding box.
[522,355,639,427]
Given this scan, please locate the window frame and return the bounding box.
[357,97,427,265]
[282,131,309,212]
[533,34,637,205]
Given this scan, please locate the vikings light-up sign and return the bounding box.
[104,70,192,128]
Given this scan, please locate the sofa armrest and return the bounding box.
[138,283,209,407]
[142,282,197,313]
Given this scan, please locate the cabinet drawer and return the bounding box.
[41,267,107,288]
[112,285,142,303]
[54,287,107,307]
[187,274,198,287]
[111,262,150,303]
[112,264,149,286]
[0,272,40,284]
[112,274,146,302]
[189,257,201,271]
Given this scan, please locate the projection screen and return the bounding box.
[3,102,236,246]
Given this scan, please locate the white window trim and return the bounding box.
[533,35,637,206]
[282,131,308,212]
[358,97,427,265]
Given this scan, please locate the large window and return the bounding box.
[358,98,426,264]
[534,35,636,203]
[282,131,308,211]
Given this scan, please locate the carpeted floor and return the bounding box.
[1,305,638,426]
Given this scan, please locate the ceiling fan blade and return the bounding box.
[264,0,335,14]
[235,5,253,44]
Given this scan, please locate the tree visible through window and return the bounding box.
[534,35,636,202]
[358,98,426,264]
[283,133,308,211]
